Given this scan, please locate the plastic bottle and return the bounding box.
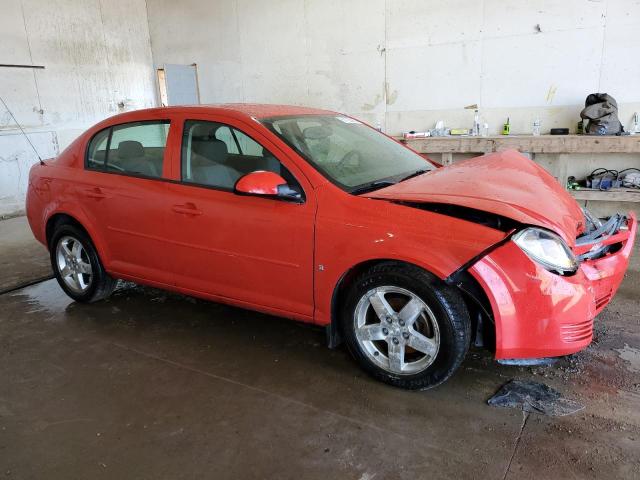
[472,110,480,136]
[532,118,541,136]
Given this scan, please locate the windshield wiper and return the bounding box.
[350,169,429,195]
[350,180,396,195]
[398,169,428,182]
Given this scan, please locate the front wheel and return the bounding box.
[342,262,471,390]
[50,224,117,303]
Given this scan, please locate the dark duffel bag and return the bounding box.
[580,93,623,135]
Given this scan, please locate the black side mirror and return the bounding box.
[277,184,303,202]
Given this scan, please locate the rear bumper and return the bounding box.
[470,212,636,359]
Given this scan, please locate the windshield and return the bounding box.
[260,115,433,192]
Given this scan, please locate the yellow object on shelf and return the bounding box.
[502,118,510,135]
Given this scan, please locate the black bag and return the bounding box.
[580,93,623,135]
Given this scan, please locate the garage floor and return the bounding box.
[0,216,51,293]
[1,218,639,479]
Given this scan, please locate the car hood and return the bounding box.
[364,150,584,245]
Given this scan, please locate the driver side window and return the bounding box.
[181,120,301,192]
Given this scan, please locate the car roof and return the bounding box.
[105,104,338,123]
[211,103,337,118]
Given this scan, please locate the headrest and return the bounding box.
[117,140,144,159]
[192,138,228,160]
[191,124,215,141]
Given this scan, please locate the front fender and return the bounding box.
[313,189,507,326]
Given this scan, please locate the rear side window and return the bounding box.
[86,120,170,179]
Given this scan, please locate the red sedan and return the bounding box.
[26,105,636,389]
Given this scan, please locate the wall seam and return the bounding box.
[96,0,116,112]
[597,0,609,91]
[143,0,159,106]
[479,0,486,109]
[302,0,311,105]
[19,0,43,115]
[383,0,388,130]
[235,0,246,102]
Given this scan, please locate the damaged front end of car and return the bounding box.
[354,151,635,362]
[452,207,636,363]
[575,210,629,262]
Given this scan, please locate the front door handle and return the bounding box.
[172,203,203,216]
[83,187,108,199]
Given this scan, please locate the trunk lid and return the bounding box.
[364,150,584,245]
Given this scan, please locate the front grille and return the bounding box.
[595,291,612,310]
[560,318,593,343]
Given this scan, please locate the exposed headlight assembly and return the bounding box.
[512,228,578,275]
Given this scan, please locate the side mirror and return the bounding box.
[234,171,302,202]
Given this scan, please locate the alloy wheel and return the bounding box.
[55,235,93,294]
[354,286,440,375]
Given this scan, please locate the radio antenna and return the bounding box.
[0,94,44,165]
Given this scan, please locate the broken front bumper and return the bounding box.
[469,212,636,360]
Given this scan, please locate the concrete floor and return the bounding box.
[0,216,51,292]
[0,217,639,479]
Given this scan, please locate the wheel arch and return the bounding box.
[327,258,433,348]
[327,258,496,350]
[45,211,109,267]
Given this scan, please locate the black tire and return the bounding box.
[49,223,117,303]
[341,262,471,390]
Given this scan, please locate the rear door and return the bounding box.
[81,119,175,284]
[165,114,315,318]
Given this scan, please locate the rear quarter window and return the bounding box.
[86,128,110,170]
[85,120,170,179]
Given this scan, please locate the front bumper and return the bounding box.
[470,212,636,360]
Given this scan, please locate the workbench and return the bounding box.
[399,135,640,203]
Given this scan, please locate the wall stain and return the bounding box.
[384,82,398,106]
[362,94,382,111]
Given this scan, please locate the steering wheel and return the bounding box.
[337,150,362,170]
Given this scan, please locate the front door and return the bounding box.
[165,115,315,318]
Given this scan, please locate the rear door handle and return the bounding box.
[172,203,203,216]
[83,187,108,199]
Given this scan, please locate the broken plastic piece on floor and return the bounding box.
[488,379,584,416]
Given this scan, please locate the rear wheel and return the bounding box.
[50,224,117,302]
[342,262,471,390]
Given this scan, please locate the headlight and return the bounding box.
[512,227,578,275]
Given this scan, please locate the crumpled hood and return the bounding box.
[365,150,584,245]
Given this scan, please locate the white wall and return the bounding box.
[0,0,157,217]
[2,0,639,217]
[147,0,640,135]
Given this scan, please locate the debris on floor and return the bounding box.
[488,379,585,416]
[616,344,640,373]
